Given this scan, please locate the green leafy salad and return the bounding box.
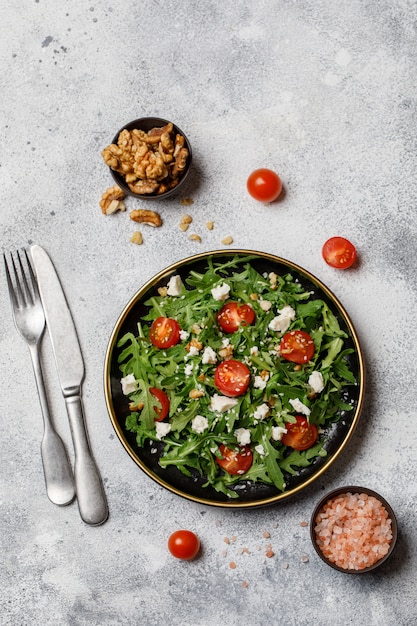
[117,255,357,498]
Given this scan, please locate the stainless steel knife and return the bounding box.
[30,244,108,526]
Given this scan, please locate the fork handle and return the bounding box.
[29,344,75,506]
[64,394,109,526]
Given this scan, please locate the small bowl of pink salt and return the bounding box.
[310,486,397,573]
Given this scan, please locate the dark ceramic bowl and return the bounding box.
[310,486,397,573]
[106,117,192,200]
[104,250,365,509]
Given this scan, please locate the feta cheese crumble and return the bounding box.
[259,300,272,312]
[271,426,287,441]
[235,427,251,446]
[191,414,209,434]
[184,363,193,376]
[166,274,183,296]
[211,283,231,301]
[155,422,171,439]
[253,403,270,421]
[202,346,217,365]
[309,370,324,394]
[268,305,296,333]
[254,375,268,390]
[210,394,238,413]
[255,444,265,456]
[120,374,137,395]
[289,398,311,416]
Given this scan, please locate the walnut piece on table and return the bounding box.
[99,185,126,215]
[130,208,162,227]
[130,231,143,245]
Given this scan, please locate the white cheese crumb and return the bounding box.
[253,403,270,421]
[308,371,324,393]
[155,422,172,439]
[259,300,272,312]
[184,363,193,376]
[191,414,209,434]
[271,426,287,441]
[202,346,217,365]
[211,283,231,301]
[222,337,230,347]
[188,346,200,356]
[289,398,311,416]
[255,444,265,456]
[210,394,238,413]
[250,346,259,356]
[235,427,251,446]
[268,305,296,333]
[254,375,268,390]
[166,274,183,296]
[180,329,190,341]
[120,374,137,395]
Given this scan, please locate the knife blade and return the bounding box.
[30,244,108,526]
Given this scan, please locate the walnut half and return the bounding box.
[130,209,162,227]
[99,185,126,215]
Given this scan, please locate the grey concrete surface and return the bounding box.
[1,1,416,625]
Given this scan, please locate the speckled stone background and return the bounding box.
[1,1,417,625]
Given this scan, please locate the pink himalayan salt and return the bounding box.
[314,492,393,570]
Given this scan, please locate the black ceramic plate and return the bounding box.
[104,250,365,508]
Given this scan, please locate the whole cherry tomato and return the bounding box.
[247,168,282,202]
[168,530,200,560]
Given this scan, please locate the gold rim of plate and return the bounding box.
[104,249,365,509]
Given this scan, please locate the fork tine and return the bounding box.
[15,249,34,308]
[3,252,19,309]
[23,248,41,300]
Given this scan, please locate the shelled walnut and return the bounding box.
[101,122,189,195]
[99,185,126,215]
[130,209,162,227]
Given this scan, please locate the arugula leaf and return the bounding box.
[280,442,327,475]
[321,338,343,369]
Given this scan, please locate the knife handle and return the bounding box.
[65,395,109,526]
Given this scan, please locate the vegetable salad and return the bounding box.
[117,255,357,498]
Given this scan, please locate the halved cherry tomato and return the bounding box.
[216,444,253,475]
[168,530,200,560]
[322,236,357,269]
[149,317,181,349]
[281,415,318,450]
[149,387,170,421]
[214,359,251,397]
[247,168,282,202]
[217,301,255,334]
[280,330,315,364]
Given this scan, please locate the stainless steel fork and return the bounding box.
[4,249,75,506]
